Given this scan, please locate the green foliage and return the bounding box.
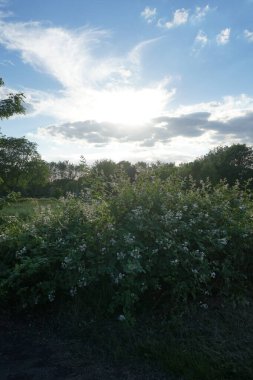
[0,134,50,195]
[0,78,25,119]
[179,144,253,187]
[0,175,252,321]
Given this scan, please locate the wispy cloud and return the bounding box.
[244,29,253,42]
[128,37,159,65]
[0,0,12,18]
[158,8,189,29]
[0,0,10,5]
[216,28,231,45]
[0,59,14,66]
[195,30,208,47]
[141,6,157,24]
[0,19,174,126]
[191,5,210,23]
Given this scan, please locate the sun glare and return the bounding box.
[53,85,174,129]
[95,86,172,126]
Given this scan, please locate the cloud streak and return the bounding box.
[0,19,174,125]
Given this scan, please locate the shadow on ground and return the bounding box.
[0,316,177,380]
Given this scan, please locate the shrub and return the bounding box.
[0,175,252,320]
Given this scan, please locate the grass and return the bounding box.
[132,307,253,380]
[0,198,58,219]
[45,302,253,380]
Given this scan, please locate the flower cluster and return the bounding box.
[0,176,252,319]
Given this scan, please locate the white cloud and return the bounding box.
[0,21,113,89]
[25,92,253,164]
[195,30,208,47]
[128,37,161,66]
[191,5,210,23]
[0,0,13,18]
[1,17,251,164]
[141,6,157,24]
[158,8,189,29]
[0,59,14,66]
[244,29,253,42]
[216,28,231,45]
[36,94,253,151]
[0,19,174,126]
[175,94,253,122]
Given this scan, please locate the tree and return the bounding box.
[0,134,49,195]
[179,144,253,186]
[0,78,25,119]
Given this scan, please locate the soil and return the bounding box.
[0,314,177,380]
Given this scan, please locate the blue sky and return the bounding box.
[0,0,253,163]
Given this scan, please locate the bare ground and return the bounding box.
[0,315,178,380]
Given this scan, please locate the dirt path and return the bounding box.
[0,315,176,380]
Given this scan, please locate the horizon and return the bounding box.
[1,0,253,164]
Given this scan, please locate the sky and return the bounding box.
[0,0,253,164]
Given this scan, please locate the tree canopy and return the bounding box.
[0,134,49,195]
[0,78,25,119]
[179,144,253,187]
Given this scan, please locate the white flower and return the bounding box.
[64,256,72,264]
[16,247,27,259]
[210,272,216,278]
[130,248,141,259]
[118,314,126,321]
[114,273,125,284]
[124,233,135,244]
[79,243,87,252]
[48,291,55,302]
[78,278,87,287]
[116,251,125,260]
[0,233,7,241]
[218,237,228,245]
[70,287,77,297]
[175,211,182,219]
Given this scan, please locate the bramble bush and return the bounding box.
[0,173,252,320]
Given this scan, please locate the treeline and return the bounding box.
[0,133,253,197]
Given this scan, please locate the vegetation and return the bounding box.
[1,173,252,316]
[1,131,253,197]
[1,171,253,378]
[0,78,25,120]
[1,82,253,378]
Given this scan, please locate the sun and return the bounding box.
[95,86,174,126]
[49,84,174,129]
